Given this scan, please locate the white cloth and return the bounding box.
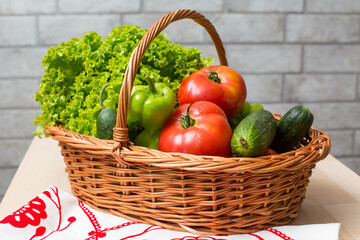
[0,186,341,240]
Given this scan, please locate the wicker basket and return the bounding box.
[45,9,331,235]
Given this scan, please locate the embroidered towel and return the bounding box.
[0,186,341,240]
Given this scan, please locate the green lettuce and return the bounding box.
[34,25,213,140]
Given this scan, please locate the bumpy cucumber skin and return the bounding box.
[231,109,277,157]
[270,105,314,153]
[96,83,117,140]
[96,108,117,140]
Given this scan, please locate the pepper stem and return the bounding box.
[208,67,221,83]
[180,103,196,129]
[143,75,156,94]
[99,83,108,110]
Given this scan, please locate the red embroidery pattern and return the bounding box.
[248,233,264,240]
[0,185,301,240]
[265,228,294,240]
[0,196,47,228]
[79,200,105,239]
[120,225,163,240]
[78,200,163,240]
[30,226,46,240]
[172,237,227,240]
[32,186,76,240]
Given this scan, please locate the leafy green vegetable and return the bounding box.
[34,25,213,140]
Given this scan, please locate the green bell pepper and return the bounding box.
[229,101,264,131]
[249,102,264,112]
[134,128,161,150]
[127,76,175,130]
[229,101,250,130]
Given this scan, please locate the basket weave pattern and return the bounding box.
[45,9,331,235]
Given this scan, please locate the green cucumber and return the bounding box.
[270,105,314,153]
[231,109,277,157]
[96,84,117,139]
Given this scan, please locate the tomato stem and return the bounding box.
[208,67,221,84]
[180,103,196,129]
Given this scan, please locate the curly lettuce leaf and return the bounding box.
[34,25,213,139]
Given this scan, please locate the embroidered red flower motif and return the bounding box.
[0,196,47,228]
[172,236,226,240]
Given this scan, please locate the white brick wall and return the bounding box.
[243,74,282,102]
[0,139,32,166]
[226,45,302,73]
[0,168,18,196]
[0,0,56,14]
[326,130,354,156]
[306,0,360,13]
[0,109,41,138]
[0,0,359,200]
[0,79,40,108]
[304,45,360,72]
[0,16,37,46]
[304,103,360,129]
[39,15,120,45]
[205,14,285,43]
[283,74,357,102]
[58,0,141,13]
[358,75,360,99]
[286,15,360,43]
[0,48,47,77]
[123,15,205,43]
[355,131,360,154]
[226,0,303,13]
[142,0,224,13]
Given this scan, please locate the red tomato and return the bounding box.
[177,65,247,120]
[263,148,278,156]
[158,101,232,157]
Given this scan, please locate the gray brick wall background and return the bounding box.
[0,0,359,200]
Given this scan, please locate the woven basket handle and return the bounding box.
[113,9,227,149]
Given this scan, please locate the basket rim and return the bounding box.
[45,120,331,173]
